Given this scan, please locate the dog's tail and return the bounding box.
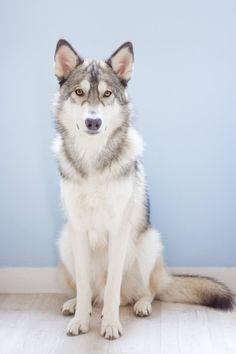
[158,274,234,311]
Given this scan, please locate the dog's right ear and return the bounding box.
[54,39,83,84]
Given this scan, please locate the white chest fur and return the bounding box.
[60,174,133,249]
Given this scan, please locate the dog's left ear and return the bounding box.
[106,42,134,83]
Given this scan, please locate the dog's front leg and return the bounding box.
[66,224,92,336]
[101,224,130,340]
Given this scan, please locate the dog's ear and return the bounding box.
[106,42,134,83]
[54,39,83,84]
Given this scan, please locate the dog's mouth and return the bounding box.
[77,124,102,135]
[86,130,99,135]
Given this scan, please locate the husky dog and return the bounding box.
[53,39,234,340]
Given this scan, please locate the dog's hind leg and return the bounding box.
[133,295,153,317]
[62,297,76,316]
[133,257,170,317]
[132,227,170,317]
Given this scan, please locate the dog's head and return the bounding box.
[54,39,134,138]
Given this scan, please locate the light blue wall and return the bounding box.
[0,0,235,267]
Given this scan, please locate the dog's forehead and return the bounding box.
[86,60,103,83]
[85,59,116,87]
[65,59,111,88]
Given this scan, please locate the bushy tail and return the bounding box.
[158,274,234,311]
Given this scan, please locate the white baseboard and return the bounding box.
[0,267,68,294]
[0,266,235,294]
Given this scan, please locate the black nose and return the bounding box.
[85,118,102,131]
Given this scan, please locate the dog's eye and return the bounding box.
[103,90,112,98]
[75,88,84,96]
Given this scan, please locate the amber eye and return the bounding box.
[103,90,112,98]
[75,88,84,96]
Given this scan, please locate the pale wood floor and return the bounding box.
[0,294,235,354]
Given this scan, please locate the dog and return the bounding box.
[53,39,234,340]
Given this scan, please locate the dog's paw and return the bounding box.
[101,317,123,340]
[62,298,76,316]
[133,298,152,317]
[66,316,89,336]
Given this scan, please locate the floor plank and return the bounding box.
[0,294,235,354]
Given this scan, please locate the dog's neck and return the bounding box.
[60,121,129,177]
[55,122,143,181]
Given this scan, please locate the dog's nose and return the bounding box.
[85,118,102,131]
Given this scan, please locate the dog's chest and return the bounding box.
[61,175,132,248]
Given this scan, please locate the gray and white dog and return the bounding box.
[53,39,234,340]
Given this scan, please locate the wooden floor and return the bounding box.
[0,294,236,354]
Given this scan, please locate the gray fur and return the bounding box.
[57,60,128,107]
[96,121,130,172]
